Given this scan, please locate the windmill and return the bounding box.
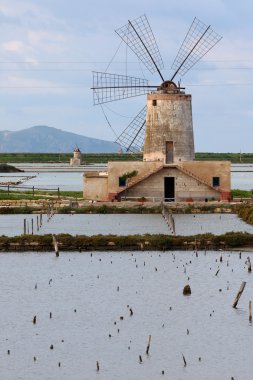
[92,15,222,161]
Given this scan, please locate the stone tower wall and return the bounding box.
[143,93,195,163]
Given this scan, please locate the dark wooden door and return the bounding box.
[164,177,175,202]
[166,141,174,163]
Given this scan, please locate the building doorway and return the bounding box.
[166,141,174,163]
[164,177,175,202]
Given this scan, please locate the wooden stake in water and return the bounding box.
[249,301,252,323]
[52,235,59,257]
[24,219,26,235]
[146,335,151,355]
[247,257,252,273]
[31,219,34,235]
[37,216,39,231]
[96,361,99,371]
[232,281,246,308]
[182,353,187,367]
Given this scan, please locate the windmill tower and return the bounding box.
[144,84,194,163]
[85,16,231,202]
[92,16,221,163]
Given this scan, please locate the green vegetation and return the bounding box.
[0,152,143,163]
[231,189,252,198]
[1,152,253,163]
[1,231,253,251]
[0,189,83,201]
[57,204,162,214]
[119,170,138,180]
[237,204,253,225]
[195,152,253,163]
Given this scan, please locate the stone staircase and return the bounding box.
[116,164,164,197]
[176,165,222,193]
[114,163,223,201]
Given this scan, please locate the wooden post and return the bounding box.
[40,213,42,227]
[37,216,39,231]
[182,354,187,367]
[247,257,252,273]
[146,335,151,355]
[24,218,26,235]
[7,184,9,195]
[232,281,246,308]
[32,186,35,197]
[249,301,252,322]
[58,187,60,199]
[31,219,34,235]
[53,235,59,257]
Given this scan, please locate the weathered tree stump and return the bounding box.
[183,285,191,295]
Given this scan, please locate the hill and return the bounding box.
[0,164,23,172]
[0,126,119,153]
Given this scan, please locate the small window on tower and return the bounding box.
[152,99,157,106]
[212,177,220,187]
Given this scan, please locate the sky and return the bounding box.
[0,0,253,152]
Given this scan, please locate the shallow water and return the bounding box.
[3,171,83,191]
[0,250,253,380]
[0,213,252,237]
[173,213,253,235]
[0,163,252,191]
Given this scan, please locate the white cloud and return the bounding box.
[28,31,67,46]
[1,75,68,95]
[2,40,24,52]
[0,0,46,19]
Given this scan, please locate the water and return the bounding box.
[1,213,253,237]
[0,171,83,191]
[0,250,252,379]
[172,213,253,235]
[0,163,252,191]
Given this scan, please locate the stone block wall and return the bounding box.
[124,167,220,201]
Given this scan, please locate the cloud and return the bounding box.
[2,40,24,52]
[0,0,40,18]
[0,75,68,95]
[28,30,67,46]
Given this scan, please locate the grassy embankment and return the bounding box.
[1,152,253,163]
[237,204,253,225]
[0,188,250,202]
[1,231,253,251]
[0,189,83,201]
[0,203,251,250]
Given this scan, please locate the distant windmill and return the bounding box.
[92,15,222,159]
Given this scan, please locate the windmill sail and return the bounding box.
[115,15,164,80]
[171,17,222,80]
[115,106,146,152]
[92,71,154,105]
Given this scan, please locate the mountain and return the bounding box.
[0,126,120,153]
